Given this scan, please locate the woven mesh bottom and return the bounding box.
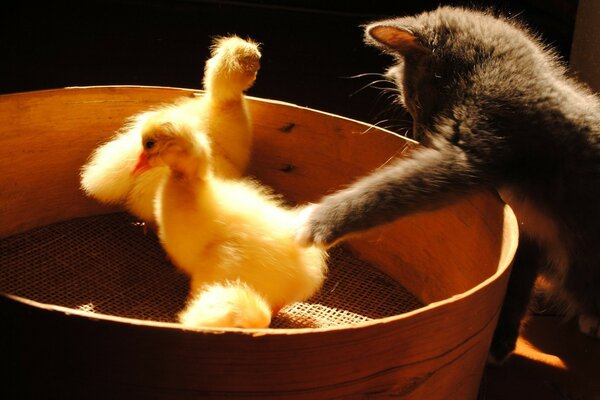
[0,213,423,328]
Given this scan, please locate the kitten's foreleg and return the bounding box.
[488,235,542,365]
[296,141,487,247]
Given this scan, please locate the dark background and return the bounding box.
[1,0,578,124]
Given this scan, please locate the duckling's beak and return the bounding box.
[132,151,151,176]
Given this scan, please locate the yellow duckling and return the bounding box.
[133,117,328,329]
[80,35,260,223]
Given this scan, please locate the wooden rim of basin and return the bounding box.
[0,86,519,337]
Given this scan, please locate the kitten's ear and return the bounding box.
[366,24,429,56]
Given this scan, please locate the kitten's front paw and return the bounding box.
[295,204,318,247]
[578,314,600,338]
[294,204,337,249]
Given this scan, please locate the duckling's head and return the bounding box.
[133,114,212,179]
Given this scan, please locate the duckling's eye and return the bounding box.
[144,139,155,150]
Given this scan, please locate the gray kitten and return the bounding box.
[296,6,600,364]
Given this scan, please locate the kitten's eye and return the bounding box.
[144,139,156,150]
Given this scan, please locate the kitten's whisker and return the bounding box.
[370,91,400,109]
[372,103,403,121]
[358,119,395,135]
[377,151,403,169]
[378,87,400,93]
[383,125,411,133]
[380,91,400,102]
[349,80,396,97]
[386,129,413,140]
[370,85,399,91]
[342,72,387,79]
[368,116,415,140]
[359,119,415,144]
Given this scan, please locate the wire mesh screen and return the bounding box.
[0,213,423,328]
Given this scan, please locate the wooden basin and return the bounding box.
[0,86,517,399]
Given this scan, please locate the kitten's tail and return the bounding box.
[178,281,272,329]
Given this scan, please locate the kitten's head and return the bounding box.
[364,6,544,142]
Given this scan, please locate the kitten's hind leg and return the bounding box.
[578,314,600,338]
[488,235,543,365]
